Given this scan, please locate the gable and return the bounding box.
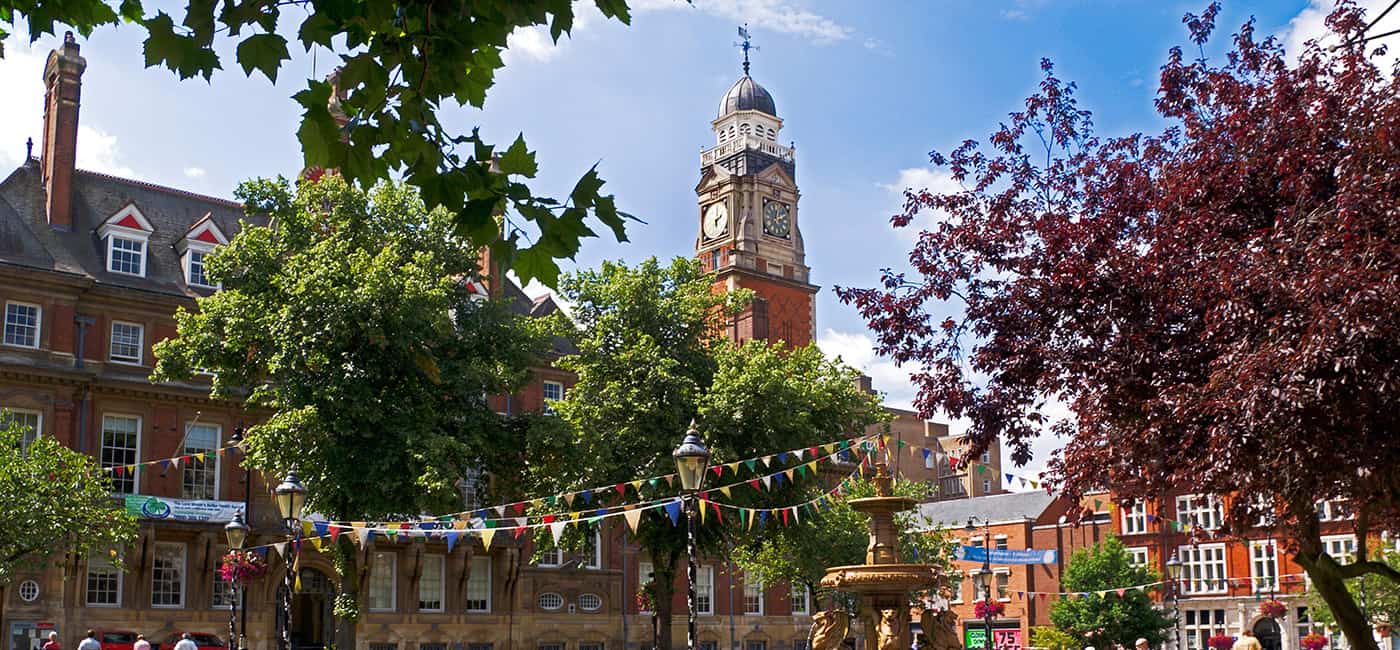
[100,202,154,234]
[183,212,229,247]
[756,162,796,190]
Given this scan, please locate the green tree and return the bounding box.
[732,477,958,613]
[0,415,138,635]
[1049,537,1174,649]
[3,0,638,287]
[151,175,545,649]
[1308,548,1400,633]
[1030,626,1079,650]
[527,257,885,650]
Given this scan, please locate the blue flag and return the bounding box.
[665,500,681,526]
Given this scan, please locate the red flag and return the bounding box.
[513,502,526,516]
[780,509,790,526]
[329,525,342,541]
[710,466,723,477]
[614,484,627,497]
[748,479,760,490]
[542,514,556,524]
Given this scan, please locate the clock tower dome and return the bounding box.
[695,42,817,349]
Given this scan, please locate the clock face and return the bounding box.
[763,200,791,238]
[703,202,728,239]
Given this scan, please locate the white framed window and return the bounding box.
[697,566,714,615]
[108,236,146,276]
[994,535,1009,551]
[638,561,654,613]
[86,553,123,606]
[1322,535,1357,562]
[1179,544,1228,595]
[790,584,810,615]
[186,249,216,288]
[1295,607,1314,647]
[994,569,1010,601]
[542,381,564,415]
[466,556,491,613]
[151,542,186,608]
[537,592,564,610]
[1121,502,1148,535]
[4,302,40,348]
[747,641,767,650]
[368,552,396,611]
[1250,540,1279,593]
[1316,499,1351,522]
[583,527,602,569]
[982,479,991,494]
[4,409,42,451]
[212,546,235,610]
[743,576,763,615]
[578,593,603,611]
[1176,494,1223,530]
[418,554,445,612]
[182,423,220,500]
[109,321,144,364]
[950,576,963,603]
[980,449,990,464]
[1182,608,1227,650]
[101,415,140,494]
[1127,547,1150,568]
[538,546,562,567]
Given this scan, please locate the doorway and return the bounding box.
[1253,618,1283,650]
[290,569,336,650]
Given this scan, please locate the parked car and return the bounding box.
[153,633,227,650]
[91,631,138,650]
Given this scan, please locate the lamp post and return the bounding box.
[224,511,249,650]
[230,426,251,650]
[966,518,994,650]
[1167,552,1183,650]
[274,470,307,650]
[674,420,712,650]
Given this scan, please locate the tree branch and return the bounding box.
[1337,559,1400,583]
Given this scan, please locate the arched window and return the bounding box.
[767,127,776,140]
[739,123,751,136]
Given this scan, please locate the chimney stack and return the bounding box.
[41,31,85,231]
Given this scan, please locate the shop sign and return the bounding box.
[124,495,243,523]
[964,626,1023,650]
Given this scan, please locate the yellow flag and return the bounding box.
[480,529,496,552]
[630,480,644,493]
[623,508,643,534]
[719,486,732,499]
[698,499,708,524]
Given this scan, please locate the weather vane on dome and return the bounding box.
[735,24,758,75]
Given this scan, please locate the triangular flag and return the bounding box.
[329,524,343,541]
[512,502,526,516]
[761,455,773,468]
[744,459,757,472]
[710,466,723,478]
[726,462,740,475]
[623,508,643,534]
[550,521,567,545]
[159,459,171,472]
[664,475,674,488]
[698,499,708,524]
[794,448,806,461]
[630,480,644,493]
[761,475,772,489]
[806,461,817,474]
[1006,473,1015,483]
[580,490,593,503]
[480,528,496,552]
[665,500,681,526]
[313,521,329,537]
[784,468,795,482]
[1116,589,1126,597]
[273,542,288,558]
[445,531,460,553]
[564,493,576,507]
[302,521,315,538]
[748,479,760,491]
[780,509,790,526]
[719,486,732,498]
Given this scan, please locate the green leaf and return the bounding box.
[236,33,289,82]
[498,134,538,178]
[512,245,561,288]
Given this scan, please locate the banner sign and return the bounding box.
[124,495,244,523]
[965,627,1023,650]
[955,545,1057,565]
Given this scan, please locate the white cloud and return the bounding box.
[1281,0,1400,66]
[818,327,920,410]
[183,166,207,178]
[863,37,894,57]
[1000,9,1029,21]
[502,1,607,65]
[877,166,962,241]
[632,0,853,44]
[0,38,136,178]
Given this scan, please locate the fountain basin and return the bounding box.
[819,563,942,595]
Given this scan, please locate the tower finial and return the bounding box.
[735,24,758,75]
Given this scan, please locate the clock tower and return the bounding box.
[695,44,817,349]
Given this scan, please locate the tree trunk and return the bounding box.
[650,547,681,650]
[333,536,359,650]
[1292,504,1379,650]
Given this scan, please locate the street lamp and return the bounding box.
[1167,552,1184,650]
[673,420,711,650]
[966,517,994,650]
[224,511,249,650]
[274,470,307,650]
[230,426,251,650]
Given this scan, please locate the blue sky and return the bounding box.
[1,0,1388,480]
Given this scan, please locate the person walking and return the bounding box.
[1232,630,1262,650]
[76,631,100,650]
[40,632,60,650]
[1136,639,1150,650]
[133,635,150,650]
[173,634,197,650]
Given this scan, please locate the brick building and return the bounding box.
[0,33,971,650]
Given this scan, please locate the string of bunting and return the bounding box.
[896,438,1047,491]
[1008,572,1313,602]
[102,444,241,476]
[239,440,886,559]
[299,435,883,530]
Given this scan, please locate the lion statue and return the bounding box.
[809,610,850,650]
[920,609,961,650]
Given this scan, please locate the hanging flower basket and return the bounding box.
[1259,599,1287,619]
[974,599,1005,618]
[219,551,267,583]
[1301,633,1328,650]
[1207,634,1234,650]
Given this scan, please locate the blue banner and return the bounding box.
[955,545,1057,565]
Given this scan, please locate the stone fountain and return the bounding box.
[812,462,953,650]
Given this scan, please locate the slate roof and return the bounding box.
[0,160,258,298]
[915,490,1059,530]
[719,74,778,118]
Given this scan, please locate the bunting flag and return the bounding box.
[623,508,643,533]
[100,444,243,474]
[550,521,567,545]
[480,528,496,552]
[665,500,681,526]
[445,531,460,553]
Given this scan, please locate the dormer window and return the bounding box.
[96,204,153,278]
[178,214,229,290]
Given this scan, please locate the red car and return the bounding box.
[153,633,227,650]
[91,631,138,650]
